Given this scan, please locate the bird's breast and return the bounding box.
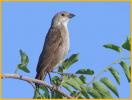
[60,25,70,57]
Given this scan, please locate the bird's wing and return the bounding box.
[36,27,63,73]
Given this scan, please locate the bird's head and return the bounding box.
[51,11,75,27]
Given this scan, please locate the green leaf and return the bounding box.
[61,83,73,93]
[108,67,120,85]
[17,49,30,73]
[52,91,63,98]
[39,86,50,98]
[59,53,79,72]
[33,88,43,99]
[120,61,130,82]
[79,75,86,83]
[51,76,62,86]
[70,91,78,97]
[76,68,94,75]
[72,76,84,85]
[70,91,84,98]
[80,86,90,98]
[62,75,88,98]
[100,77,119,97]
[86,87,102,98]
[129,66,131,75]
[17,64,30,73]
[93,81,113,98]
[63,75,83,90]
[103,44,122,53]
[20,49,29,65]
[58,66,63,72]
[122,36,130,51]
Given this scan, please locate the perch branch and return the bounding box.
[1,74,72,99]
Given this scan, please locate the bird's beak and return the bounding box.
[68,13,75,18]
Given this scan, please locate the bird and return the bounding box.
[35,11,75,82]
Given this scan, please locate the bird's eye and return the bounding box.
[61,13,65,16]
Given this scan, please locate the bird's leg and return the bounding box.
[48,72,56,98]
[48,72,58,90]
[48,72,52,84]
[48,72,54,95]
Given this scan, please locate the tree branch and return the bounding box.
[1,74,72,99]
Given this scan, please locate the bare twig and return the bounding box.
[48,72,55,98]
[1,74,72,98]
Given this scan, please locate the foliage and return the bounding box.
[15,49,30,73]
[16,36,130,98]
[103,44,122,53]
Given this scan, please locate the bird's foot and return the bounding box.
[52,84,58,90]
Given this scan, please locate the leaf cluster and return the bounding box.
[16,36,130,98]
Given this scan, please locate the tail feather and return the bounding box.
[35,71,47,87]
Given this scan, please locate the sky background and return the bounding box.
[2,2,130,98]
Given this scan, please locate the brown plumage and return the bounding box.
[35,11,75,81]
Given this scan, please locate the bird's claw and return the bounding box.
[52,84,58,90]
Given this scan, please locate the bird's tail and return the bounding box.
[35,70,47,88]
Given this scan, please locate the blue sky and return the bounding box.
[2,2,130,98]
